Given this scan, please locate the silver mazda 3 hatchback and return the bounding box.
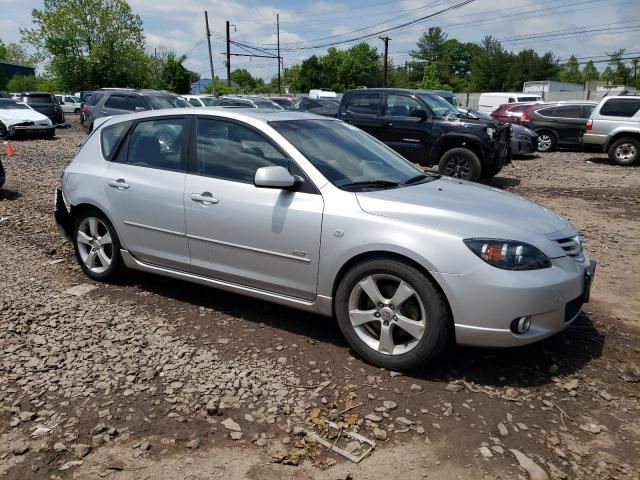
[55,109,595,370]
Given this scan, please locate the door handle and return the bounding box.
[191,192,219,205]
[100,110,108,115]
[108,179,130,190]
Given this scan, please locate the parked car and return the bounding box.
[54,108,595,370]
[424,89,458,106]
[0,155,5,189]
[83,89,192,132]
[461,108,537,155]
[0,98,55,138]
[55,94,82,114]
[291,97,339,117]
[12,92,65,126]
[217,96,283,109]
[269,96,298,109]
[520,101,598,152]
[182,95,219,107]
[309,88,337,100]
[338,88,511,181]
[478,93,542,113]
[582,95,640,165]
[76,91,95,125]
[491,102,540,124]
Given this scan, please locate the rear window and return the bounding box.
[508,104,532,113]
[101,121,132,160]
[24,94,56,104]
[517,96,541,102]
[600,99,640,117]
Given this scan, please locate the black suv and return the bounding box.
[520,101,597,152]
[13,92,65,125]
[338,88,511,181]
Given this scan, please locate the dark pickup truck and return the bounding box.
[338,88,511,181]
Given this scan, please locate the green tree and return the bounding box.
[417,63,447,90]
[230,69,258,90]
[293,55,324,92]
[22,0,149,90]
[410,27,448,65]
[607,49,632,85]
[559,55,583,84]
[582,60,599,82]
[160,52,191,94]
[601,66,615,84]
[0,40,7,60]
[337,43,380,89]
[6,74,38,91]
[470,36,512,91]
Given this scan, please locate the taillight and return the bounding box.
[585,118,593,131]
[521,112,530,122]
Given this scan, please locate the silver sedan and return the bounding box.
[55,109,595,370]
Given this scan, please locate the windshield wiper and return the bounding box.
[404,172,441,185]
[341,180,399,190]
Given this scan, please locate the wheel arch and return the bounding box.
[67,202,123,245]
[534,128,559,141]
[432,134,485,165]
[604,132,640,152]
[331,250,454,328]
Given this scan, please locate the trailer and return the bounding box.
[522,80,583,100]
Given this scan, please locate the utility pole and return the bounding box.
[277,13,281,94]
[204,11,216,97]
[226,20,231,87]
[380,36,390,87]
[633,57,639,83]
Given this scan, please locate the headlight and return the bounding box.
[464,238,551,270]
[486,127,495,138]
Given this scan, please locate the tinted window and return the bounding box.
[508,97,516,103]
[200,97,218,106]
[600,99,640,117]
[582,105,595,118]
[517,96,541,102]
[194,118,288,183]
[101,121,132,159]
[553,105,582,118]
[536,107,556,117]
[188,98,202,107]
[86,93,103,106]
[24,94,56,104]
[105,95,127,109]
[0,99,29,110]
[252,99,283,110]
[127,118,186,171]
[145,95,191,109]
[126,95,146,111]
[508,104,531,113]
[417,93,459,117]
[345,94,380,115]
[385,94,422,117]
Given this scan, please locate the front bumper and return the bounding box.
[434,252,595,348]
[512,135,538,155]
[54,187,73,241]
[11,124,55,137]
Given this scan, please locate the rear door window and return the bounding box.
[599,99,640,117]
[582,104,596,118]
[126,118,187,171]
[553,105,582,118]
[86,93,103,106]
[105,95,127,110]
[345,93,381,115]
[126,95,146,111]
[536,107,557,117]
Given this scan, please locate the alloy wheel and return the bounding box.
[76,217,113,274]
[615,143,636,162]
[348,274,426,355]
[444,156,471,179]
[538,134,552,152]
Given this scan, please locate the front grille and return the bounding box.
[565,294,584,322]
[555,236,583,260]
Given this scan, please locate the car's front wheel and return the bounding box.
[0,122,8,139]
[608,137,640,166]
[536,131,556,152]
[73,209,125,282]
[438,148,482,181]
[335,259,450,370]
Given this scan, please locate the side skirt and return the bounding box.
[120,249,334,317]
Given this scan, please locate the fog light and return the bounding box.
[510,316,531,334]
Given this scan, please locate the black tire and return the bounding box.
[0,122,8,139]
[74,108,80,114]
[536,130,557,152]
[335,258,450,370]
[608,137,640,166]
[73,208,126,282]
[438,148,482,181]
[45,130,55,139]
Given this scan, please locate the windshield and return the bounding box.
[146,95,191,109]
[24,94,56,104]
[253,99,283,110]
[417,93,459,117]
[517,96,540,102]
[200,97,218,106]
[271,119,435,190]
[0,99,30,110]
[465,108,492,120]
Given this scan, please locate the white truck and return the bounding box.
[478,92,542,113]
[309,88,337,100]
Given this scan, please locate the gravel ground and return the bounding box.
[1,118,639,480]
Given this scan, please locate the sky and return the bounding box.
[1,0,639,83]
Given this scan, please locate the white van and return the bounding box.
[478,92,542,113]
[309,88,337,100]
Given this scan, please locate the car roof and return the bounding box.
[343,87,444,97]
[97,88,178,96]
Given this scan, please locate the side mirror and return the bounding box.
[135,106,146,112]
[411,108,428,120]
[254,166,299,190]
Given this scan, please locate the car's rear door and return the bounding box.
[378,92,431,163]
[102,116,190,269]
[183,116,323,300]
[552,105,586,145]
[339,92,384,139]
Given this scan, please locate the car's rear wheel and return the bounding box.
[73,209,126,282]
[0,122,7,139]
[537,131,556,152]
[608,137,640,166]
[438,148,482,181]
[74,108,80,114]
[335,259,450,370]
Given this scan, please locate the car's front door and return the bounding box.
[102,116,190,269]
[102,94,130,117]
[378,93,432,163]
[551,104,586,145]
[184,116,324,300]
[339,92,384,139]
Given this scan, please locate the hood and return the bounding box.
[0,107,52,126]
[356,177,571,240]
